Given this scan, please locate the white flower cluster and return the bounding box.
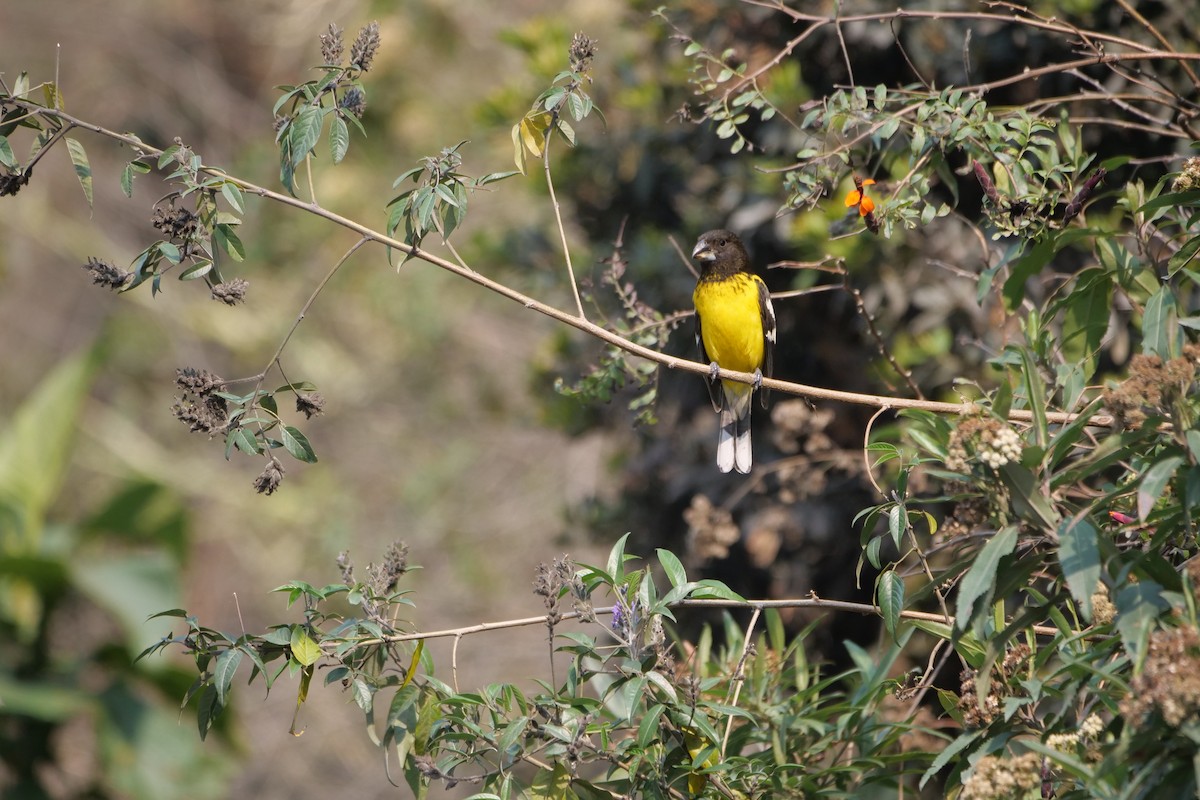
[977,425,1022,469]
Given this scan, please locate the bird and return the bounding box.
[691,229,776,474]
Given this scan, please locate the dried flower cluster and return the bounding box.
[295,392,326,419]
[252,455,285,495]
[1045,712,1106,761]
[81,256,131,290]
[319,23,344,66]
[1091,584,1116,626]
[171,367,228,436]
[569,32,597,75]
[533,555,593,624]
[1172,156,1200,193]
[683,494,741,561]
[958,643,1032,728]
[940,486,990,541]
[946,416,1023,472]
[349,21,381,72]
[210,278,249,305]
[151,201,199,243]
[959,751,1041,800]
[0,165,31,196]
[1121,623,1200,727]
[1103,348,1200,428]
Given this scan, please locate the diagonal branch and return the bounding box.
[16,100,1115,430]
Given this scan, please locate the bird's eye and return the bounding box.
[718,238,726,247]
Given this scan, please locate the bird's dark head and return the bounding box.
[692,229,749,276]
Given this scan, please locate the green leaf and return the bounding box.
[0,348,98,541]
[1138,188,1200,214]
[1018,347,1049,448]
[1058,269,1112,380]
[65,137,93,209]
[1138,454,1184,520]
[212,647,243,705]
[1057,515,1100,621]
[998,462,1059,530]
[0,135,14,167]
[288,105,323,168]
[281,426,317,463]
[1143,284,1178,360]
[289,626,322,666]
[220,181,245,215]
[1115,581,1169,659]
[657,548,687,588]
[954,526,1017,630]
[1169,234,1200,276]
[213,223,245,262]
[330,114,349,164]
[877,569,905,640]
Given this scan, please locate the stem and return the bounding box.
[542,122,586,318]
[18,101,1118,429]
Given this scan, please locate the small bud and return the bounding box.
[1062,166,1106,225]
[973,160,1001,205]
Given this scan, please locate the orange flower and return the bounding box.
[845,177,876,216]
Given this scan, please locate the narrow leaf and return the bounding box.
[330,114,349,164]
[877,569,905,639]
[1138,454,1184,520]
[281,426,318,463]
[1057,515,1100,621]
[64,137,92,209]
[954,526,1018,629]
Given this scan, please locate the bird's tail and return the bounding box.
[717,383,754,474]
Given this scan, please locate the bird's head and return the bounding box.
[691,229,747,274]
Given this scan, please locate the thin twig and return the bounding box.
[543,125,585,319]
[863,406,889,497]
[347,595,1068,651]
[17,102,1119,431]
[720,606,760,759]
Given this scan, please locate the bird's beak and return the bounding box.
[692,241,714,261]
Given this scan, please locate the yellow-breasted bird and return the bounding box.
[691,229,776,474]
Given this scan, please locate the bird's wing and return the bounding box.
[757,276,776,408]
[695,313,724,412]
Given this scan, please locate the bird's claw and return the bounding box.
[752,369,763,391]
[708,361,721,381]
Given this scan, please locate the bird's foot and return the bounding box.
[752,368,763,391]
[708,361,721,381]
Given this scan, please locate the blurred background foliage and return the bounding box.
[2,0,1197,797]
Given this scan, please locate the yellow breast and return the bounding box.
[693,272,765,375]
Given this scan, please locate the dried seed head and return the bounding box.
[0,165,31,196]
[569,32,597,74]
[211,278,249,305]
[350,21,381,72]
[82,257,132,290]
[1173,157,1200,193]
[295,392,326,419]
[151,202,199,242]
[253,456,285,495]
[320,23,344,65]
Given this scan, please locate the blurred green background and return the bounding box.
[0,1,645,796]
